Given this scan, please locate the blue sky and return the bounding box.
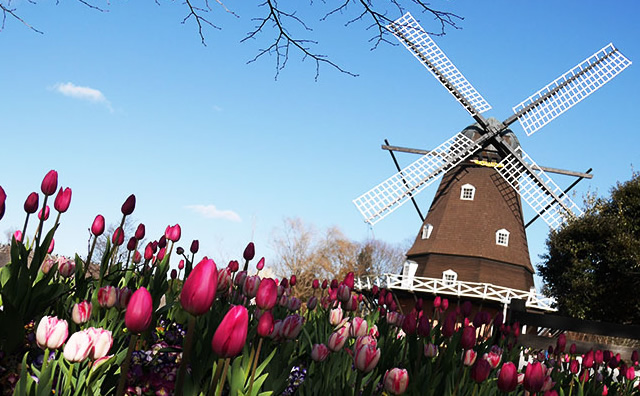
[1,1,638,290]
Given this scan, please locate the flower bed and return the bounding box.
[0,171,638,395]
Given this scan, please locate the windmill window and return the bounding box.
[421,223,434,239]
[442,269,457,286]
[496,229,510,246]
[460,184,476,200]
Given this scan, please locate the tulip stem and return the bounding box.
[35,195,49,248]
[248,338,264,395]
[116,333,138,396]
[208,358,225,396]
[21,213,30,246]
[353,371,363,396]
[216,358,231,396]
[175,315,197,396]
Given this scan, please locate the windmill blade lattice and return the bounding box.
[497,148,583,230]
[389,13,492,117]
[353,132,480,225]
[512,43,632,136]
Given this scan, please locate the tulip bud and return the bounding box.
[38,205,50,221]
[290,275,297,287]
[354,344,380,373]
[58,257,75,278]
[329,307,343,326]
[121,194,136,215]
[165,224,181,242]
[36,316,68,350]
[257,310,274,338]
[227,260,239,272]
[86,327,113,360]
[556,333,566,353]
[41,170,58,196]
[595,349,604,365]
[211,305,249,358]
[461,325,476,350]
[471,359,491,383]
[112,227,125,246]
[524,361,545,393]
[116,287,132,309]
[463,349,477,366]
[569,359,579,374]
[321,279,328,289]
[24,192,39,214]
[126,237,137,252]
[54,187,72,213]
[417,312,430,337]
[311,344,330,362]
[135,224,145,240]
[280,278,289,289]
[157,247,166,262]
[72,301,92,324]
[625,366,636,381]
[401,312,417,335]
[176,246,184,255]
[307,296,318,310]
[424,343,438,358]
[13,230,23,243]
[254,257,265,271]
[171,269,177,279]
[144,243,154,261]
[158,235,167,249]
[181,258,218,316]
[63,330,93,362]
[287,296,301,312]
[190,239,199,254]
[125,287,153,333]
[0,185,6,221]
[177,259,184,270]
[243,242,255,261]
[256,278,277,310]
[337,284,350,302]
[91,215,105,236]
[442,311,456,337]
[583,349,595,368]
[384,368,409,395]
[98,286,117,308]
[48,238,55,254]
[328,326,349,352]
[497,362,518,392]
[312,279,319,289]
[41,256,55,273]
[350,317,368,338]
[440,298,449,312]
[281,314,304,339]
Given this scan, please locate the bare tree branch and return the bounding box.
[0,3,43,33]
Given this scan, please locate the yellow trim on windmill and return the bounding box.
[471,159,504,168]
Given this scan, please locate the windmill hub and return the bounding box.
[461,118,520,163]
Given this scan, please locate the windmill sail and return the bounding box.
[496,147,583,230]
[389,13,492,117]
[353,132,480,225]
[512,44,632,136]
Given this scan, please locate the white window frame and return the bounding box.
[496,229,510,247]
[421,223,434,239]
[442,269,457,286]
[460,183,476,201]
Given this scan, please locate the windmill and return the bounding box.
[353,13,631,298]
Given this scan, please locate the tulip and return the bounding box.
[544,391,558,396]
[41,256,55,273]
[243,275,261,299]
[433,296,441,309]
[98,286,117,308]
[255,257,265,271]
[329,307,344,326]
[112,227,125,246]
[227,260,239,272]
[311,344,330,362]
[569,359,580,374]
[116,287,132,309]
[337,284,350,302]
[270,320,283,340]
[424,343,438,358]
[125,237,136,251]
[0,185,6,214]
[344,272,354,290]
[595,349,604,365]
[461,325,476,350]
[54,187,72,213]
[24,192,39,214]
[144,243,154,261]
[171,269,178,279]
[495,362,518,392]
[178,259,185,270]
[524,361,545,393]
[158,236,167,249]
[583,350,595,368]
[217,268,232,294]
[48,238,55,253]
[58,257,75,278]
[345,294,358,311]
[463,349,477,366]
[384,368,409,395]
[401,312,417,335]
[387,311,400,326]
[255,278,277,310]
[442,311,456,337]
[625,366,636,381]
[38,205,50,221]
[290,275,297,286]
[328,326,349,352]
[211,305,249,358]
[125,287,153,333]
[243,242,255,261]
[91,215,105,236]
[235,271,248,287]
[570,343,577,355]
[350,317,368,338]
[121,194,136,215]
[181,258,218,316]
[542,376,556,392]
[440,298,449,311]
[307,296,318,310]
[63,330,93,362]
[417,312,430,337]
[321,279,328,289]
[36,316,68,350]
[257,310,274,338]
[471,359,491,383]
[556,333,566,353]
[86,327,113,360]
[280,278,289,289]
[189,239,199,254]
[631,350,639,364]
[72,301,92,324]
[165,224,181,242]
[41,170,58,196]
[354,344,381,373]
[287,296,301,312]
[484,351,502,369]
[281,314,304,339]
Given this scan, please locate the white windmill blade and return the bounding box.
[388,13,492,117]
[513,43,632,136]
[496,147,583,230]
[354,132,480,225]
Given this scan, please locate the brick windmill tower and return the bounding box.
[353,13,631,299]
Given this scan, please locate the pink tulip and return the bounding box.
[350,317,368,338]
[54,187,72,213]
[253,257,264,271]
[497,362,518,392]
[181,257,218,316]
[625,366,636,381]
[112,227,125,246]
[281,314,304,339]
[328,326,349,352]
[556,333,566,353]
[98,286,117,308]
[0,185,6,221]
[41,170,58,196]
[63,330,92,362]
[484,351,502,369]
[125,287,153,333]
[48,238,55,254]
[312,279,319,289]
[424,343,438,358]
[343,272,355,290]
[463,349,477,366]
[311,344,330,362]
[58,257,75,278]
[91,215,105,236]
[243,242,255,261]
[524,361,545,393]
[24,192,39,214]
[86,327,113,360]
[144,243,154,261]
[38,205,50,221]
[36,316,68,350]
[354,335,377,353]
[72,301,92,324]
[165,224,181,242]
[329,307,343,326]
[256,278,277,310]
[243,275,261,299]
[211,305,249,358]
[257,310,274,338]
[384,368,409,395]
[569,359,579,374]
[41,256,56,273]
[354,343,381,373]
[121,194,136,215]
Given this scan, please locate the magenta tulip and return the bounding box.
[112,227,125,246]
[384,368,409,395]
[181,257,218,316]
[24,192,39,214]
[13,230,23,243]
[48,238,55,253]
[227,260,239,272]
[312,279,319,289]
[54,187,72,213]
[343,272,355,290]
[144,243,154,260]
[41,170,58,196]
[38,205,50,221]
[211,305,248,358]
[243,242,255,261]
[165,224,181,242]
[0,185,6,220]
[256,278,277,310]
[91,215,105,236]
[497,362,518,392]
[135,223,145,240]
[524,361,545,393]
[461,325,476,350]
[257,310,274,338]
[256,257,265,270]
[36,316,68,350]
[125,287,153,333]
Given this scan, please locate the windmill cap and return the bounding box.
[461,117,520,161]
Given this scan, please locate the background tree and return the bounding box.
[538,172,640,324]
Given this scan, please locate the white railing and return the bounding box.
[354,273,557,312]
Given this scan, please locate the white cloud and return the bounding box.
[212,105,223,112]
[186,204,241,222]
[52,82,112,110]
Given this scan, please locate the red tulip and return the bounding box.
[471,359,491,383]
[243,242,255,261]
[112,227,125,246]
[442,311,456,337]
[433,296,441,308]
[181,257,218,316]
[524,361,545,393]
[290,275,297,286]
[165,224,181,242]
[91,215,105,236]
[344,272,354,290]
[417,312,430,337]
[570,359,580,374]
[556,333,566,353]
[257,310,274,337]
[227,260,239,272]
[38,205,50,221]
[54,187,72,213]
[135,223,145,240]
[497,362,518,392]
[121,194,136,215]
[190,239,199,254]
[256,278,277,310]
[126,237,137,251]
[144,243,154,260]
[384,368,409,395]
[401,312,417,335]
[24,192,39,214]
[461,325,476,350]
[125,287,153,333]
[211,305,248,358]
[41,170,58,196]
